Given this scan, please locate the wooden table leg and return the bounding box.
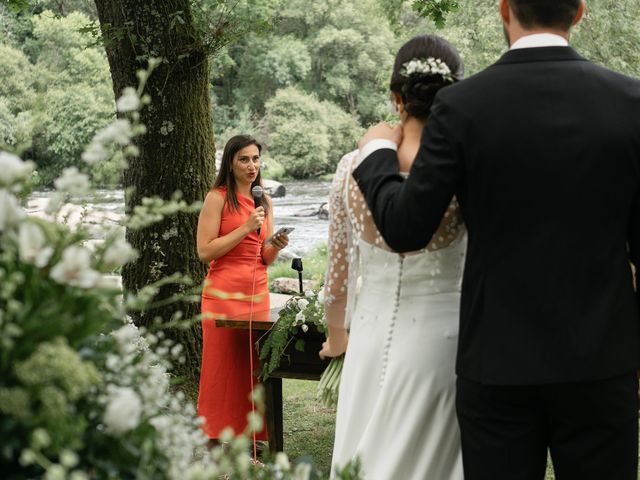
[264,377,284,453]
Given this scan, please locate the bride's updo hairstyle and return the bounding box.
[389,35,463,121]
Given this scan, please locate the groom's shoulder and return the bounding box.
[585,60,640,88]
[438,53,640,104]
[435,66,502,104]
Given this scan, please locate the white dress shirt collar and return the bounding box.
[510,33,569,50]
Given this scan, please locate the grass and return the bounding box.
[268,243,328,291]
[282,379,336,476]
[280,379,566,479]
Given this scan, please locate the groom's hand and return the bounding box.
[358,122,403,150]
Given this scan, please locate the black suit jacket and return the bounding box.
[353,47,640,385]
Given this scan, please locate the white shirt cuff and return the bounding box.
[358,139,397,163]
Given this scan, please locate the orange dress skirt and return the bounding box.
[197,187,269,440]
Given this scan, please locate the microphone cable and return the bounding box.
[247,227,263,464]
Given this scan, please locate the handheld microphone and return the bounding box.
[251,185,264,235]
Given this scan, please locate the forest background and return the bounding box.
[2,0,639,186]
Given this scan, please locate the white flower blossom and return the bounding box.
[116,87,141,113]
[81,142,109,165]
[304,289,314,298]
[294,463,313,480]
[103,387,142,434]
[0,151,34,187]
[401,56,453,82]
[295,311,305,324]
[111,323,139,349]
[297,298,309,310]
[275,452,291,471]
[18,222,54,267]
[69,472,89,480]
[44,465,66,480]
[102,238,137,269]
[50,246,101,289]
[219,427,234,443]
[317,289,325,304]
[59,450,79,468]
[54,167,90,196]
[0,189,26,231]
[246,411,263,433]
[45,191,66,215]
[32,428,51,448]
[95,119,133,146]
[301,323,309,333]
[19,449,36,466]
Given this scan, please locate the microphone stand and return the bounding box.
[291,258,303,294]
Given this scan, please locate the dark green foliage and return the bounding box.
[412,0,459,28]
[258,292,325,381]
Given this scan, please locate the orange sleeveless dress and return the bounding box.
[197,187,269,440]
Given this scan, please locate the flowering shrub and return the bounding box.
[0,67,359,479]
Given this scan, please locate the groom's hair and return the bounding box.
[508,0,581,31]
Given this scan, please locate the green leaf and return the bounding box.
[411,0,459,28]
[3,0,32,14]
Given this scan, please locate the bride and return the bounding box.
[320,35,466,480]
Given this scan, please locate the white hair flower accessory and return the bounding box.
[401,57,454,83]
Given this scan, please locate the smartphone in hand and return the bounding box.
[266,227,294,244]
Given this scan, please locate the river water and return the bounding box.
[28,180,331,257]
[270,180,330,256]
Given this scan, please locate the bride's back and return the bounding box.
[339,146,464,255]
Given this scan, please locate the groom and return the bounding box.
[353,0,640,478]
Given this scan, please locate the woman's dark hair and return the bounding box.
[212,134,268,214]
[508,0,580,31]
[389,35,464,121]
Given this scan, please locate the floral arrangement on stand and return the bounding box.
[258,291,326,381]
[258,290,344,410]
[0,62,357,480]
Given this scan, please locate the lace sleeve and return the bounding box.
[323,152,354,328]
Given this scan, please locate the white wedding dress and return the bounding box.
[324,151,466,480]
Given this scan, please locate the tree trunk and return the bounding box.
[94,0,215,397]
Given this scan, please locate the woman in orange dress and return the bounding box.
[196,134,289,441]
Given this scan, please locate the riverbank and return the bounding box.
[26,180,331,257]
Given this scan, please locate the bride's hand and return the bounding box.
[358,122,403,151]
[319,331,348,359]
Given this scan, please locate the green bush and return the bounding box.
[31,10,93,74]
[0,43,35,114]
[265,87,362,178]
[213,103,258,150]
[0,98,34,154]
[0,98,17,147]
[36,84,114,174]
[260,153,288,181]
[234,34,311,112]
